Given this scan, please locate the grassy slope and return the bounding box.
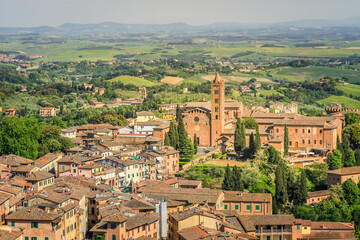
[316,95,360,109]
[336,84,360,97]
[107,75,156,87]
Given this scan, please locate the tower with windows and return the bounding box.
[210,73,225,146]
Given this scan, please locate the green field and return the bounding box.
[270,66,360,83]
[107,75,157,87]
[336,84,360,97]
[114,90,143,99]
[316,95,360,109]
[257,89,284,97]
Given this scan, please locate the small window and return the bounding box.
[62,166,65,170]
[276,129,279,133]
[255,205,260,211]
[215,98,219,103]
[121,222,124,228]
[194,117,200,122]
[31,222,38,228]
[11,221,15,226]
[25,238,29,240]
[314,140,316,144]
[295,129,298,133]
[31,238,37,240]
[224,205,228,210]
[308,129,311,133]
[320,130,323,133]
[308,140,310,144]
[246,205,251,211]
[215,107,219,112]
[303,129,305,133]
[112,235,116,240]
[45,238,49,240]
[111,223,117,229]
[214,90,219,95]
[320,140,322,144]
[302,140,305,144]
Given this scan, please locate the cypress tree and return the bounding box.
[177,115,187,147]
[275,160,288,210]
[299,171,308,205]
[239,120,246,152]
[284,124,289,156]
[169,121,177,149]
[232,166,244,191]
[176,104,183,122]
[193,133,198,155]
[164,133,171,146]
[249,133,256,158]
[234,118,242,152]
[255,125,261,152]
[341,135,350,165]
[223,165,233,190]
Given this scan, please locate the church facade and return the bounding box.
[182,74,243,146]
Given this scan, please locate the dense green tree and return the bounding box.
[193,133,198,154]
[344,149,356,167]
[243,117,258,129]
[164,133,171,146]
[176,104,183,122]
[345,112,360,126]
[284,124,289,156]
[0,117,42,160]
[343,124,360,150]
[92,111,126,126]
[169,121,178,149]
[181,138,194,161]
[267,146,280,164]
[342,179,360,205]
[297,171,308,205]
[255,125,261,152]
[327,150,342,170]
[177,115,187,147]
[304,163,328,191]
[355,148,360,166]
[275,160,288,210]
[315,200,351,222]
[341,135,350,165]
[223,165,233,190]
[292,205,317,221]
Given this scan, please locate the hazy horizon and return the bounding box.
[1,0,360,28]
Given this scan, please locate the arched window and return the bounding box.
[112,235,116,240]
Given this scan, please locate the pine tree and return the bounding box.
[193,133,198,155]
[249,133,256,158]
[275,160,288,210]
[223,165,233,190]
[284,124,289,156]
[234,118,242,152]
[344,149,356,167]
[164,133,171,146]
[255,125,261,152]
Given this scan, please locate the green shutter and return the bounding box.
[11,221,15,226]
[224,205,228,210]
[235,205,239,210]
[45,238,49,240]
[25,238,29,240]
[256,205,260,211]
[246,205,251,210]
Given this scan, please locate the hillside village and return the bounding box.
[0,73,359,240]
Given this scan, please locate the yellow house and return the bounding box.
[162,111,176,121]
[168,210,223,240]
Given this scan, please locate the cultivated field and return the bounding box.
[161,76,183,84]
[336,84,360,97]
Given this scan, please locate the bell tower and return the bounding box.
[211,73,225,146]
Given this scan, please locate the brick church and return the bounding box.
[183,73,243,146]
[183,73,343,153]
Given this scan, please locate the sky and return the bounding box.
[0,0,359,27]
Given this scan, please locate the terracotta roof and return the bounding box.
[308,231,356,240]
[213,73,224,84]
[27,171,54,181]
[251,112,299,119]
[308,190,330,198]
[35,153,61,168]
[223,191,272,203]
[0,154,33,166]
[170,209,221,222]
[249,214,295,226]
[122,198,156,210]
[0,192,11,204]
[178,226,222,240]
[178,179,202,187]
[311,221,355,230]
[140,187,223,205]
[103,213,128,223]
[0,230,23,240]
[13,164,37,173]
[328,166,360,175]
[6,207,62,221]
[125,212,160,230]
